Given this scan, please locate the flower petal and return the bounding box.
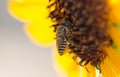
[8,0,49,22]
[108,0,120,23]
[85,64,96,77]
[113,23,120,31]
[24,22,55,47]
[101,46,120,77]
[53,48,97,77]
[108,25,120,50]
[105,46,120,69]
[53,49,81,77]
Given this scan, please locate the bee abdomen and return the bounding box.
[57,39,67,55]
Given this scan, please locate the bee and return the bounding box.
[56,21,72,55]
[56,25,68,55]
[48,0,112,71]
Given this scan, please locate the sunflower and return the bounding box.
[8,0,120,77]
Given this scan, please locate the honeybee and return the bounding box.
[48,0,112,71]
[56,21,72,55]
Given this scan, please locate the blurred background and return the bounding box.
[0,0,58,77]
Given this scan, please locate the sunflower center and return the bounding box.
[48,0,112,70]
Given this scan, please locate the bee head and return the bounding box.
[60,20,73,27]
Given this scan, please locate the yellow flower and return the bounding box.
[8,0,120,77]
[8,0,55,47]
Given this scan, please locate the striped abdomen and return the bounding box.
[56,25,68,55]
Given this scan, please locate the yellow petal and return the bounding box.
[113,23,120,31]
[105,46,120,69]
[109,0,120,5]
[101,59,116,77]
[108,0,120,23]
[8,0,49,22]
[108,25,120,49]
[101,46,120,77]
[85,64,96,77]
[101,57,120,77]
[53,48,97,77]
[53,48,81,77]
[24,22,55,47]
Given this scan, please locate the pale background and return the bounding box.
[0,0,58,77]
